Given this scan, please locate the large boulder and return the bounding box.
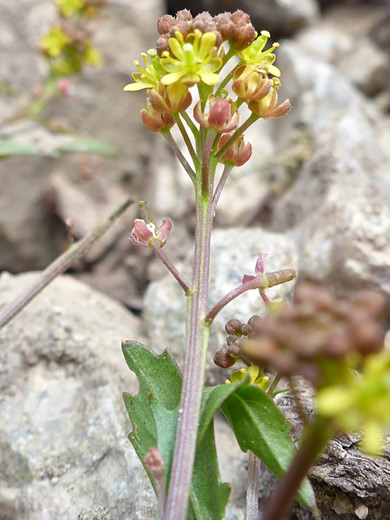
[0,272,156,519]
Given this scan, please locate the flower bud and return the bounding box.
[149,82,192,114]
[176,9,193,22]
[225,318,243,336]
[144,447,165,480]
[130,218,172,248]
[141,100,175,132]
[194,95,238,133]
[157,14,175,35]
[156,35,170,56]
[217,134,252,167]
[214,347,236,369]
[168,21,190,39]
[230,10,250,25]
[191,11,215,33]
[232,65,271,101]
[248,78,291,119]
[215,13,235,41]
[232,21,257,51]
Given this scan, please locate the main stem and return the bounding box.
[164,189,212,520]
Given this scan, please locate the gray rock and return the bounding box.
[270,42,390,298]
[143,227,298,383]
[0,0,164,272]
[0,272,156,519]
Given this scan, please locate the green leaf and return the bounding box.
[0,121,116,158]
[198,382,243,446]
[122,340,181,490]
[122,341,230,519]
[220,383,316,510]
[59,137,116,156]
[0,139,38,157]
[191,422,230,519]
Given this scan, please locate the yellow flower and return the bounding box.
[226,365,270,390]
[317,351,390,455]
[160,30,222,86]
[240,31,281,77]
[124,49,165,92]
[55,0,84,17]
[41,25,70,57]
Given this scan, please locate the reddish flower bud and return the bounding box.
[144,447,165,479]
[156,36,170,57]
[141,100,175,132]
[176,9,193,22]
[230,10,250,25]
[56,78,74,96]
[157,14,175,35]
[214,347,236,369]
[191,12,213,29]
[194,95,238,133]
[225,318,243,336]
[215,13,235,41]
[130,218,172,248]
[168,21,190,39]
[217,134,252,167]
[232,22,257,50]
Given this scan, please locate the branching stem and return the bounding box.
[163,130,196,182]
[215,113,259,163]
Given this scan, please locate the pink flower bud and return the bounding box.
[130,218,172,248]
[56,78,74,97]
[194,95,238,133]
[141,100,175,132]
[217,134,252,166]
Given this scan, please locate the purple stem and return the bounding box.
[151,242,191,295]
[205,276,267,325]
[164,191,213,520]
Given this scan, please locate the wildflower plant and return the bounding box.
[122,9,390,520]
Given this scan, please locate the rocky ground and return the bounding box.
[0,0,390,518]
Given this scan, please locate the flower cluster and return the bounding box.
[40,0,105,76]
[124,9,290,156]
[215,283,389,455]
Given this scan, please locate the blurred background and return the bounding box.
[0,0,389,313]
[1,2,390,519]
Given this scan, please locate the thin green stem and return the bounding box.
[215,113,259,163]
[180,110,198,139]
[211,164,233,216]
[201,133,216,196]
[173,114,200,170]
[163,130,196,183]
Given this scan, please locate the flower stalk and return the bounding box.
[124,10,293,520]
